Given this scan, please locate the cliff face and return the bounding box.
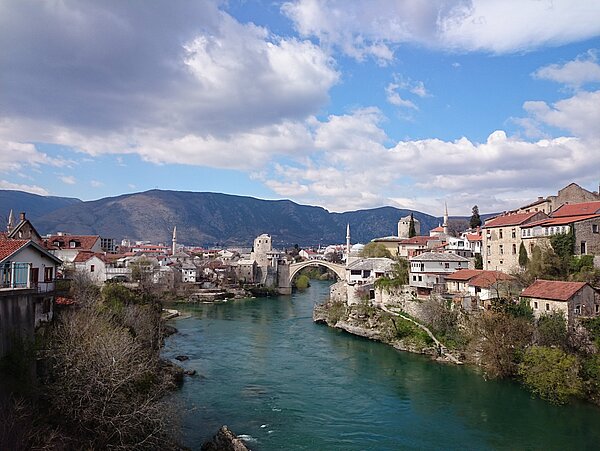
[0,189,441,246]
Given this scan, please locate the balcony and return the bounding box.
[0,262,55,293]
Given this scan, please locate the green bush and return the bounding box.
[294,274,310,290]
[518,346,582,404]
[537,311,567,348]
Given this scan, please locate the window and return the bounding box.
[418,276,422,281]
[44,267,53,282]
[581,241,587,254]
[413,275,417,281]
[512,244,517,255]
[499,260,503,265]
[444,263,450,269]
[596,305,599,314]
[90,265,95,273]
[487,245,491,255]
[593,224,599,234]
[534,301,538,309]
[499,229,503,239]
[511,229,516,239]
[545,303,550,311]
[499,245,504,255]
[575,305,581,315]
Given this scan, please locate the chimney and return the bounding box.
[19,212,26,221]
[537,196,544,201]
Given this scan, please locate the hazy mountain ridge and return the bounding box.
[0,189,445,246]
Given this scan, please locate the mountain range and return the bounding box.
[0,189,451,247]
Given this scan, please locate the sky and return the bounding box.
[1,0,600,216]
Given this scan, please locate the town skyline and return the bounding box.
[1,1,600,215]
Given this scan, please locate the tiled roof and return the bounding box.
[522,214,600,228]
[484,211,543,228]
[469,271,514,288]
[400,236,438,245]
[552,201,600,218]
[0,239,29,262]
[410,252,469,262]
[465,232,482,242]
[430,226,444,232]
[521,279,588,301]
[72,251,106,263]
[445,269,483,281]
[45,235,100,251]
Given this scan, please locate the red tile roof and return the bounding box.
[465,233,482,242]
[552,201,600,218]
[469,271,514,288]
[430,226,444,232]
[45,235,100,251]
[72,251,106,263]
[522,214,600,228]
[484,211,544,228]
[400,236,437,245]
[445,269,483,281]
[521,279,589,301]
[0,239,29,261]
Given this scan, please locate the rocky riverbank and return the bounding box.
[313,300,462,364]
[201,426,250,451]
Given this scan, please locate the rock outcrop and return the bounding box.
[201,426,250,451]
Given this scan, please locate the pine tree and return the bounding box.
[408,213,416,238]
[470,205,482,229]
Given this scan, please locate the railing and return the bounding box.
[0,262,31,289]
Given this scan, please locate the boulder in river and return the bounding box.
[201,425,250,451]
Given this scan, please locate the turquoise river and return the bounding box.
[163,281,600,450]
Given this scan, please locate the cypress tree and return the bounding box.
[408,213,416,238]
[470,205,482,229]
[518,242,529,267]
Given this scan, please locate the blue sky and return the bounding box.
[1,0,600,215]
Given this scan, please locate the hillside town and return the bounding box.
[2,182,600,360]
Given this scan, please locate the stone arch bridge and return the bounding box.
[277,260,346,294]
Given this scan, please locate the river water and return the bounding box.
[163,281,600,450]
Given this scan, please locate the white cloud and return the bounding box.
[533,50,600,88]
[60,175,76,185]
[282,0,600,59]
[90,180,103,188]
[0,180,49,196]
[0,137,67,172]
[260,108,600,215]
[0,1,338,168]
[524,90,600,139]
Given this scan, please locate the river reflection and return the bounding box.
[163,281,600,450]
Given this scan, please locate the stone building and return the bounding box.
[520,201,600,257]
[482,211,547,272]
[397,214,420,239]
[409,252,469,296]
[521,280,599,325]
[517,182,600,215]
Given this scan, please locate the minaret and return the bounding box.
[172,225,177,255]
[443,202,449,236]
[346,223,351,262]
[6,209,14,233]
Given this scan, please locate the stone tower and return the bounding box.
[172,225,177,255]
[251,233,272,267]
[443,203,449,236]
[346,223,351,260]
[6,209,14,233]
[398,214,420,238]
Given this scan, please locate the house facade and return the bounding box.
[521,279,600,325]
[483,211,547,272]
[409,252,469,296]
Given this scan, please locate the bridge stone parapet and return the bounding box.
[278,260,346,294]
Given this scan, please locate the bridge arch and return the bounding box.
[288,260,346,283]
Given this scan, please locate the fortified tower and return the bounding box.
[251,233,272,268]
[397,214,420,238]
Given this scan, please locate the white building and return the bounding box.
[346,258,395,284]
[409,252,469,296]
